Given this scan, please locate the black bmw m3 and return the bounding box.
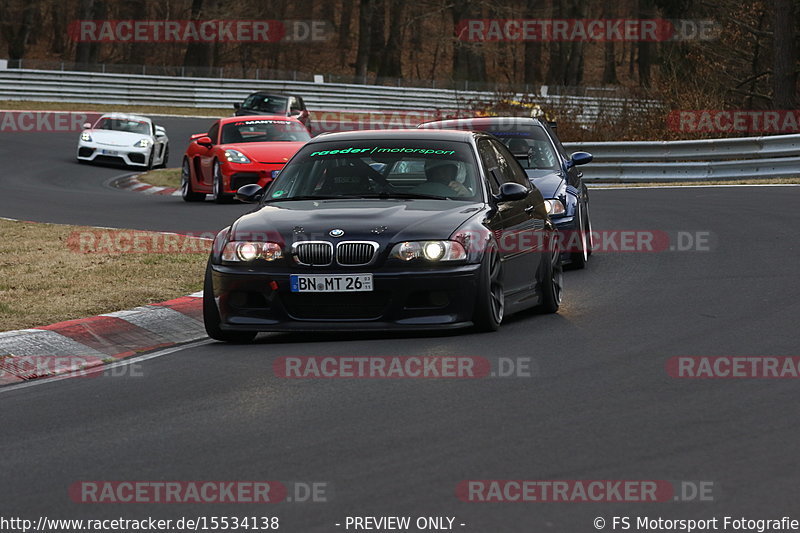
[203,129,563,342]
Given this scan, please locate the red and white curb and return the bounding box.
[0,292,205,386]
[115,174,182,196]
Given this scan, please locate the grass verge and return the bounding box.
[0,219,207,331]
[0,100,230,117]
[137,168,182,188]
[589,177,800,187]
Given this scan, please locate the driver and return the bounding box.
[411,161,471,197]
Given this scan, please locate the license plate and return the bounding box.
[290,274,373,293]
[101,149,119,155]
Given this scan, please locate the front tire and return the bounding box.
[537,238,563,314]
[472,243,504,332]
[181,158,205,202]
[211,161,232,204]
[567,202,589,270]
[203,265,257,343]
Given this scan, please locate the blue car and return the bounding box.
[419,117,593,269]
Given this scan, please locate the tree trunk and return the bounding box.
[523,0,543,85]
[546,0,566,85]
[636,0,654,88]
[74,0,102,66]
[183,0,215,76]
[368,0,385,73]
[452,2,486,84]
[354,0,371,78]
[6,2,36,60]
[601,3,618,84]
[376,0,403,80]
[772,0,797,109]
[338,0,354,65]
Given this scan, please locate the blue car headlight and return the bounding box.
[544,199,565,216]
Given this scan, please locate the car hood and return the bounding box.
[229,199,486,245]
[87,130,150,146]
[525,169,565,199]
[221,142,306,164]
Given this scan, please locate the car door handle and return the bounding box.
[524,205,535,213]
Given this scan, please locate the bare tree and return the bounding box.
[452,2,486,84]
[772,0,797,108]
[355,0,372,78]
[376,0,404,79]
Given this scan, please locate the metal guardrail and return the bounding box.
[564,134,800,180]
[5,58,634,96]
[0,69,657,125]
[0,68,792,181]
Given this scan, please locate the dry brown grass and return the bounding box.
[137,168,182,188]
[0,219,207,331]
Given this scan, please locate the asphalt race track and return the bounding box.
[0,115,246,232]
[1,118,800,531]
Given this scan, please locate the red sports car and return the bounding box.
[181,115,310,203]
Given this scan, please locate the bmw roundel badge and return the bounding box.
[329,229,345,238]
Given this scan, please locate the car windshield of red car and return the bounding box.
[221,120,311,144]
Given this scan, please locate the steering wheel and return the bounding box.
[351,158,395,193]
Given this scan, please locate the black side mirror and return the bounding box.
[495,182,529,203]
[233,102,241,110]
[235,184,264,203]
[566,151,593,168]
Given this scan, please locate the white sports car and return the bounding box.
[77,113,169,169]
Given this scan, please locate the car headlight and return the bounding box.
[390,240,466,262]
[134,138,152,148]
[80,132,92,142]
[544,199,566,216]
[222,241,283,262]
[225,149,251,164]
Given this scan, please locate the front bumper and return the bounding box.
[221,163,283,194]
[209,263,482,332]
[552,216,578,263]
[77,142,151,167]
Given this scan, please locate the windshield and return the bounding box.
[242,94,288,113]
[265,140,482,202]
[94,117,150,135]
[491,129,560,171]
[221,119,311,144]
